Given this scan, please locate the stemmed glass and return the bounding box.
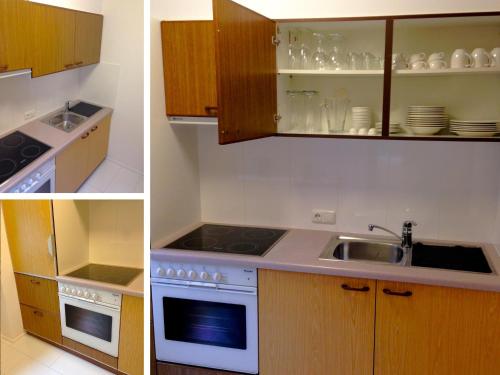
[311,32,328,70]
[327,33,346,70]
[287,30,301,69]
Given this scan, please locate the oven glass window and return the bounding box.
[65,304,113,342]
[34,179,51,193]
[163,297,247,350]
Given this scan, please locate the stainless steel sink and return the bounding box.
[320,236,407,265]
[42,111,87,133]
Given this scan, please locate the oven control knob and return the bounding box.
[91,293,99,301]
[77,290,83,297]
[187,270,197,280]
[200,271,209,280]
[35,173,42,179]
[71,289,76,295]
[59,286,65,292]
[177,269,186,278]
[21,184,28,191]
[84,291,90,298]
[63,287,70,293]
[166,268,176,277]
[156,267,166,276]
[28,178,34,185]
[212,272,222,282]
[14,189,20,193]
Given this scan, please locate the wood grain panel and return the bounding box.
[55,132,90,192]
[87,114,111,175]
[63,337,118,368]
[20,304,62,344]
[29,2,76,77]
[213,0,277,144]
[14,273,60,313]
[162,21,218,117]
[75,11,103,66]
[157,362,242,375]
[0,0,31,72]
[375,281,500,375]
[2,200,56,277]
[259,269,375,375]
[118,295,144,375]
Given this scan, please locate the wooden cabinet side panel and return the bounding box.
[259,269,375,375]
[14,273,59,313]
[63,337,118,368]
[86,114,111,175]
[2,200,56,277]
[75,11,103,66]
[157,362,241,375]
[0,0,31,71]
[213,0,277,144]
[20,304,62,344]
[162,21,218,117]
[118,296,144,375]
[375,281,500,375]
[55,135,89,193]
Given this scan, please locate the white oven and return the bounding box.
[151,261,258,374]
[58,282,121,357]
[9,159,55,193]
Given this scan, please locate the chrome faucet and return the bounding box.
[64,100,73,112]
[368,221,417,250]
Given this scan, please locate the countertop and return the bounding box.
[57,272,144,298]
[0,102,113,192]
[151,224,500,293]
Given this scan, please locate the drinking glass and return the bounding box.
[287,29,302,69]
[327,33,346,70]
[286,90,304,132]
[303,91,320,133]
[311,33,328,70]
[347,52,362,70]
[326,95,350,133]
[298,28,312,69]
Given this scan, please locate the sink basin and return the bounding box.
[42,111,87,132]
[320,236,406,265]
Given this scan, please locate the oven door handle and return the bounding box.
[153,281,257,295]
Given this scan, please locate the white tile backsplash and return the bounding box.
[198,127,500,242]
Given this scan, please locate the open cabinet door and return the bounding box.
[213,0,277,144]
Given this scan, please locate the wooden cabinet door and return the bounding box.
[375,281,500,375]
[55,133,90,192]
[87,114,111,175]
[75,11,103,66]
[20,304,62,344]
[0,0,30,72]
[213,0,277,144]
[259,269,376,375]
[162,21,218,117]
[118,296,144,375]
[30,3,76,77]
[2,201,56,278]
[15,274,60,313]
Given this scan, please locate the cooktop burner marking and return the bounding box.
[228,242,259,254]
[182,236,218,250]
[0,159,17,177]
[21,144,42,158]
[1,133,25,148]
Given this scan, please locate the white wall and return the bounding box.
[150,0,202,244]
[0,207,24,342]
[29,0,102,14]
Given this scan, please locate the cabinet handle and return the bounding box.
[0,65,8,72]
[383,288,413,297]
[90,126,98,132]
[205,106,218,115]
[30,279,40,285]
[64,63,74,69]
[33,310,44,317]
[81,132,90,139]
[341,284,370,292]
[47,234,54,257]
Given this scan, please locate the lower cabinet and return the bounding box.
[55,114,111,192]
[15,273,62,344]
[63,337,118,368]
[375,281,500,375]
[157,362,241,375]
[258,269,376,375]
[118,295,144,375]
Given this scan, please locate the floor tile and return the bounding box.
[76,159,143,193]
[6,361,60,375]
[11,335,64,367]
[105,165,141,193]
[1,341,30,375]
[50,352,112,375]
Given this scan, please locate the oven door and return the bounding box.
[59,295,121,357]
[152,281,258,374]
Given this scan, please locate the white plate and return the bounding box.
[454,131,498,137]
[450,120,499,124]
[411,126,444,135]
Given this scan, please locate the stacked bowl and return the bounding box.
[407,106,448,135]
[352,107,371,130]
[450,120,499,137]
[375,122,401,134]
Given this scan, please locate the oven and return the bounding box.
[9,159,55,193]
[58,282,121,357]
[151,263,258,374]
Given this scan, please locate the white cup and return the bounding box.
[471,48,492,68]
[410,60,428,70]
[429,59,447,70]
[409,53,426,64]
[428,52,445,61]
[491,47,500,67]
[451,49,472,68]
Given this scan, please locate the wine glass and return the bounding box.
[287,29,301,69]
[311,32,328,70]
[327,33,346,70]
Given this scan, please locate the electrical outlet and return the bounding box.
[24,109,36,121]
[312,209,336,225]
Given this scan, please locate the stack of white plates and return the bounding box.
[407,106,448,135]
[375,122,401,134]
[450,120,499,137]
[352,107,371,129]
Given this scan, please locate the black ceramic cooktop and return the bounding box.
[66,264,142,286]
[0,131,51,185]
[165,224,288,256]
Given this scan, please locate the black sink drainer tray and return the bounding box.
[411,242,492,274]
[69,102,102,118]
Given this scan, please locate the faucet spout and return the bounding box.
[368,224,401,241]
[368,221,417,250]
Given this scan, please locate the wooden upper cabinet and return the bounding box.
[213,0,277,144]
[75,11,103,66]
[0,0,30,72]
[375,281,500,375]
[29,3,76,77]
[259,269,376,375]
[162,21,218,118]
[2,200,57,278]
